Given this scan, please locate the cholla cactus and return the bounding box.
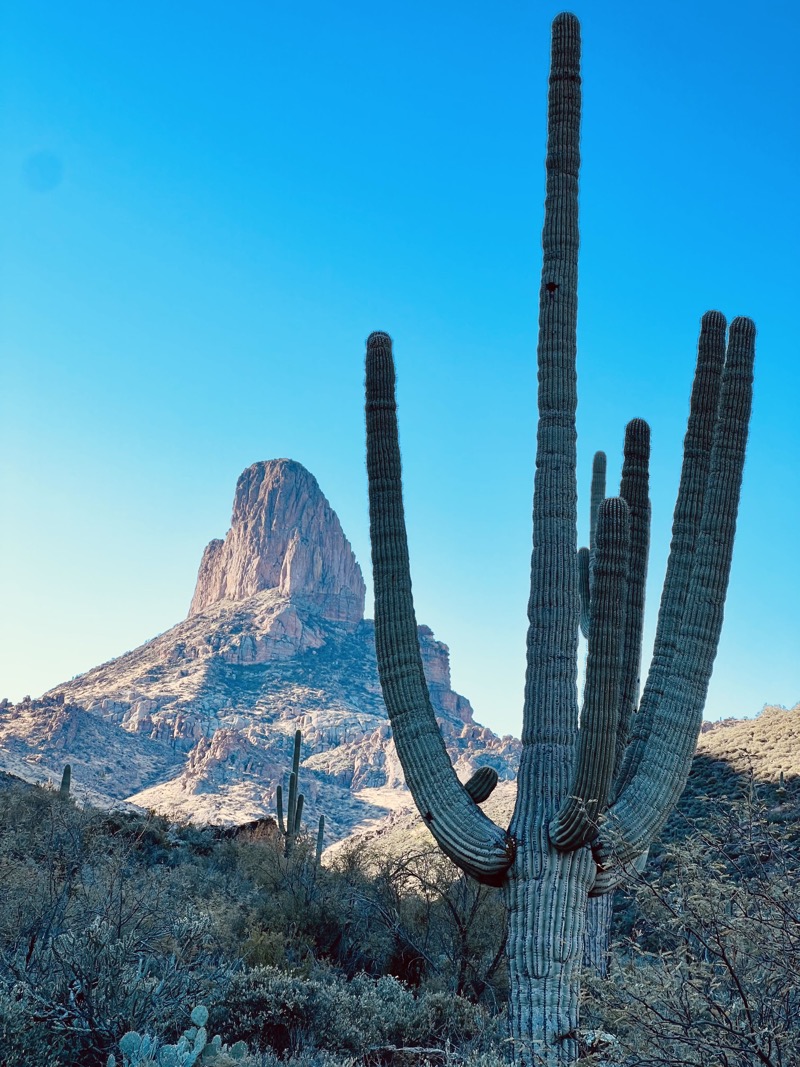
[363,13,754,1066]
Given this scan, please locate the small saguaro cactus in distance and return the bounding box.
[59,763,71,798]
[363,13,754,1066]
[276,728,304,856]
[276,728,324,860]
[315,812,325,866]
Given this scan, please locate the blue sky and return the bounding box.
[1,0,797,738]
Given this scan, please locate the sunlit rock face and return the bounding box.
[189,459,365,627]
[0,460,520,842]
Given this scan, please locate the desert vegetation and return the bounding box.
[0,775,507,1067]
[0,763,797,1066]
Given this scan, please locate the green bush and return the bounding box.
[213,967,502,1057]
[0,778,510,1064]
[583,796,800,1067]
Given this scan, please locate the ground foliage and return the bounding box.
[582,779,800,1067]
[0,778,506,1066]
[0,769,797,1067]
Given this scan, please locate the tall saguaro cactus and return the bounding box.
[364,13,754,1067]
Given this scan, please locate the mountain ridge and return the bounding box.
[1,457,788,849]
[0,459,520,842]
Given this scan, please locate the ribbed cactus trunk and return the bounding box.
[504,15,591,1064]
[363,12,753,1067]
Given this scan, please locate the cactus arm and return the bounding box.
[288,729,302,837]
[589,451,606,552]
[612,418,651,782]
[597,316,755,867]
[550,497,630,850]
[615,311,727,795]
[578,450,607,639]
[577,547,591,639]
[291,729,301,779]
[315,815,325,866]
[59,764,71,798]
[464,766,499,804]
[293,793,304,836]
[286,771,298,839]
[275,785,286,835]
[365,331,513,886]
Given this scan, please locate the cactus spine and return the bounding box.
[364,13,754,1066]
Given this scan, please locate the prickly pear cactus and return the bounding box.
[109,1005,247,1067]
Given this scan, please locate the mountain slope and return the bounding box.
[0,459,519,841]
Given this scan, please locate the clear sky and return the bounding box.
[1,0,798,739]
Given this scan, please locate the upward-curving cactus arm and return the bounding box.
[550,496,630,849]
[613,418,651,782]
[293,792,304,836]
[578,451,607,639]
[365,331,514,885]
[615,311,727,796]
[596,315,755,867]
[577,547,591,639]
[589,451,607,553]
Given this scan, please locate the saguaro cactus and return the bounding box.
[276,728,324,860]
[364,13,754,1066]
[276,729,305,855]
[59,763,71,798]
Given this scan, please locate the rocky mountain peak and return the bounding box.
[1,458,522,840]
[189,459,365,626]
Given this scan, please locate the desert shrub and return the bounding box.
[212,966,503,1058]
[326,844,508,1004]
[0,980,66,1066]
[583,796,800,1067]
[247,1055,355,1067]
[0,785,236,1064]
[212,968,311,1053]
[0,780,510,1064]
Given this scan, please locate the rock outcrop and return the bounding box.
[0,459,520,841]
[189,460,365,627]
